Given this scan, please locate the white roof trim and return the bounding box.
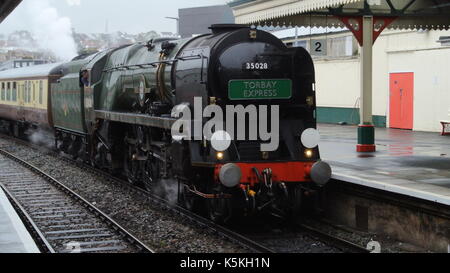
[0,63,64,80]
[232,0,450,30]
[234,0,362,24]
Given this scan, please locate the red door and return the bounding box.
[390,73,414,130]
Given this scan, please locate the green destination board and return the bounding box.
[228,79,292,100]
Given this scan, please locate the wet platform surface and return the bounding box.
[0,187,40,253]
[319,124,450,205]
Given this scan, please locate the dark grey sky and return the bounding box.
[0,0,230,34]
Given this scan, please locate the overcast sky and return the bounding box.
[0,0,230,34]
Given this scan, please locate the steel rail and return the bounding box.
[298,223,370,253]
[0,147,154,253]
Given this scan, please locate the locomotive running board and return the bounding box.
[95,110,176,130]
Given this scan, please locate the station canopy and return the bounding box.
[229,0,450,30]
[0,0,21,23]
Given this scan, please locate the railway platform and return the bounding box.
[0,186,40,253]
[319,124,450,206]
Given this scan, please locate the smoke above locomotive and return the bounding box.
[26,0,78,61]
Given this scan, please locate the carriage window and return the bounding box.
[6,82,11,101]
[23,82,27,103]
[25,81,30,103]
[31,82,36,102]
[28,82,31,103]
[39,80,43,104]
[24,81,27,103]
[19,84,22,101]
[1,82,5,101]
[12,82,17,101]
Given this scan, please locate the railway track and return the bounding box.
[54,162,368,253]
[236,220,369,253]
[0,148,153,253]
[0,133,369,253]
[57,153,276,253]
[297,223,370,253]
[0,134,273,253]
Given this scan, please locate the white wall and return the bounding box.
[310,29,450,132]
[385,30,450,132]
[315,58,360,109]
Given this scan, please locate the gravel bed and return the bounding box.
[0,137,248,253]
[249,231,343,253]
[302,218,431,253]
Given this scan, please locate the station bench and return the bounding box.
[441,120,450,136]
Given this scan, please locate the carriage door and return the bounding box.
[389,73,414,130]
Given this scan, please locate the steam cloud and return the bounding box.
[153,178,180,206]
[26,0,78,61]
[27,128,55,150]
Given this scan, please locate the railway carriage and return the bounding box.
[0,63,63,136]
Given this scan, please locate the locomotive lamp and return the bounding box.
[305,149,314,158]
[216,152,225,161]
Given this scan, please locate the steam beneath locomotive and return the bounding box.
[27,128,55,149]
[25,0,78,61]
[153,178,180,206]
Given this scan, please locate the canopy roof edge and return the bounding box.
[230,0,450,30]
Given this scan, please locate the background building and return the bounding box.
[179,5,235,38]
[0,59,47,71]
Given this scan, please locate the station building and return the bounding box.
[273,28,450,133]
[229,0,450,134]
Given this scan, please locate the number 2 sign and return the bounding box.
[310,39,327,56]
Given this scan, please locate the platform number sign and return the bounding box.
[310,39,327,56]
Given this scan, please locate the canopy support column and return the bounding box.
[337,15,396,152]
[357,15,376,153]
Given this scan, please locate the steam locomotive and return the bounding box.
[0,25,331,222]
